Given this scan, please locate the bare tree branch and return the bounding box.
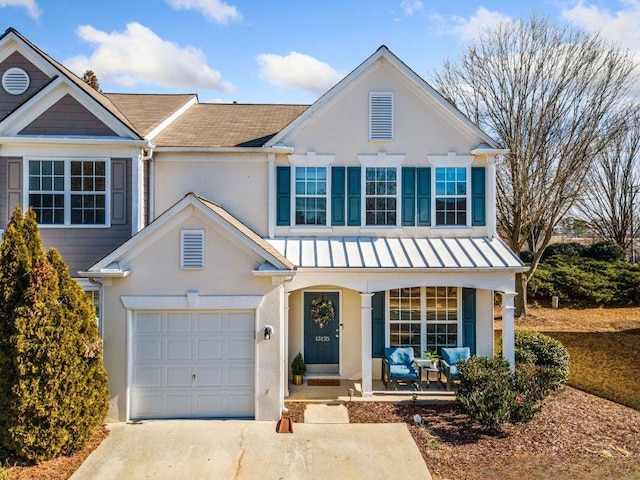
[432,14,637,315]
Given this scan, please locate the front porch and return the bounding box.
[286,378,457,404]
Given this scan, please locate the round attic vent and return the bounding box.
[2,67,30,95]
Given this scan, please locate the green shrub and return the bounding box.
[541,242,587,260]
[456,356,515,429]
[585,241,626,262]
[0,208,108,462]
[519,250,534,263]
[0,467,10,480]
[514,331,569,390]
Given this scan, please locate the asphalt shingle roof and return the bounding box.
[151,103,309,148]
[104,93,197,138]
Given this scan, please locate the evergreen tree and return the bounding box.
[0,207,108,462]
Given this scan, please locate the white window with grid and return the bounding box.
[434,167,467,226]
[295,166,327,225]
[26,158,109,226]
[365,167,397,226]
[388,286,460,356]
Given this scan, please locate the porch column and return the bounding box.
[283,289,290,399]
[500,291,517,370]
[360,293,374,395]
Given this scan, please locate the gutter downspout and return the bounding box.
[139,147,154,224]
[87,277,104,338]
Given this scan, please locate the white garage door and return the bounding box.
[131,310,255,419]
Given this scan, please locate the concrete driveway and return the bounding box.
[70,420,432,480]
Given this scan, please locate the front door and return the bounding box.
[304,292,340,368]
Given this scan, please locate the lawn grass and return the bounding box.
[543,331,640,411]
[497,307,640,411]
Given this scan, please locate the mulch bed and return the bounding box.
[4,425,108,480]
[289,386,640,480]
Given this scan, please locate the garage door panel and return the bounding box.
[226,338,253,360]
[196,313,223,331]
[224,313,253,331]
[196,339,223,360]
[134,367,163,388]
[132,310,255,420]
[196,366,222,387]
[226,365,254,387]
[135,338,162,361]
[167,339,192,360]
[135,313,162,333]
[167,367,193,387]
[166,394,192,417]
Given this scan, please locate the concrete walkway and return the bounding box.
[71,420,432,480]
[304,403,350,424]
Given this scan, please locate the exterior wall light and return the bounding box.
[264,326,274,340]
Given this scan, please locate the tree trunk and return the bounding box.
[515,272,528,317]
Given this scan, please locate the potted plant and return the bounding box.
[291,352,306,385]
[423,350,439,369]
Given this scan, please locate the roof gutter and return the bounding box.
[153,145,295,154]
[0,135,149,147]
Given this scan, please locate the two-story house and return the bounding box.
[1,27,525,423]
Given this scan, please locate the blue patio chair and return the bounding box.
[440,347,471,390]
[382,347,420,390]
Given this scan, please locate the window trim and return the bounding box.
[288,153,335,229]
[432,166,471,228]
[358,154,405,228]
[385,287,462,354]
[23,157,111,228]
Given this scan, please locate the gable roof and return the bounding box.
[0,28,141,139]
[266,45,501,149]
[104,93,198,138]
[82,192,294,276]
[151,103,308,148]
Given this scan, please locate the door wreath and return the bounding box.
[310,294,335,329]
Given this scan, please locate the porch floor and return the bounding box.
[286,378,457,404]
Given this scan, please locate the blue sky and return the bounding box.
[2,0,638,104]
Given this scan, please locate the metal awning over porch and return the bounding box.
[266,236,523,270]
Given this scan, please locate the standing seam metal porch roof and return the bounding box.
[266,236,524,269]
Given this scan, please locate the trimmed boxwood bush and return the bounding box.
[514,331,570,390]
[541,242,587,260]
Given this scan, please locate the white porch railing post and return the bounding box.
[500,291,517,370]
[360,293,374,395]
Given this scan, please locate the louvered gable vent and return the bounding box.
[369,92,393,140]
[181,230,204,269]
[2,67,30,95]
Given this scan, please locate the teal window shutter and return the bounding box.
[462,287,476,356]
[471,167,486,226]
[347,166,361,226]
[371,291,385,358]
[331,166,346,226]
[401,167,416,226]
[276,166,291,226]
[417,167,431,226]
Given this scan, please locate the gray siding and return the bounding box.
[0,51,51,120]
[20,94,117,136]
[0,156,22,227]
[0,157,132,275]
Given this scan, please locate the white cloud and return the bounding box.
[401,0,423,16]
[165,0,241,25]
[0,0,41,19]
[64,23,234,93]
[561,0,640,52]
[256,52,344,94]
[438,7,513,41]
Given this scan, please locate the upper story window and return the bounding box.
[365,167,397,226]
[27,159,108,226]
[369,92,393,141]
[295,167,327,225]
[434,167,467,226]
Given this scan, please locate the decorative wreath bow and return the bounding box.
[311,294,335,328]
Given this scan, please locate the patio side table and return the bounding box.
[414,359,441,390]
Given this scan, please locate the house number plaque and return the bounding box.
[315,335,330,342]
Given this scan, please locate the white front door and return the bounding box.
[131,310,255,419]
